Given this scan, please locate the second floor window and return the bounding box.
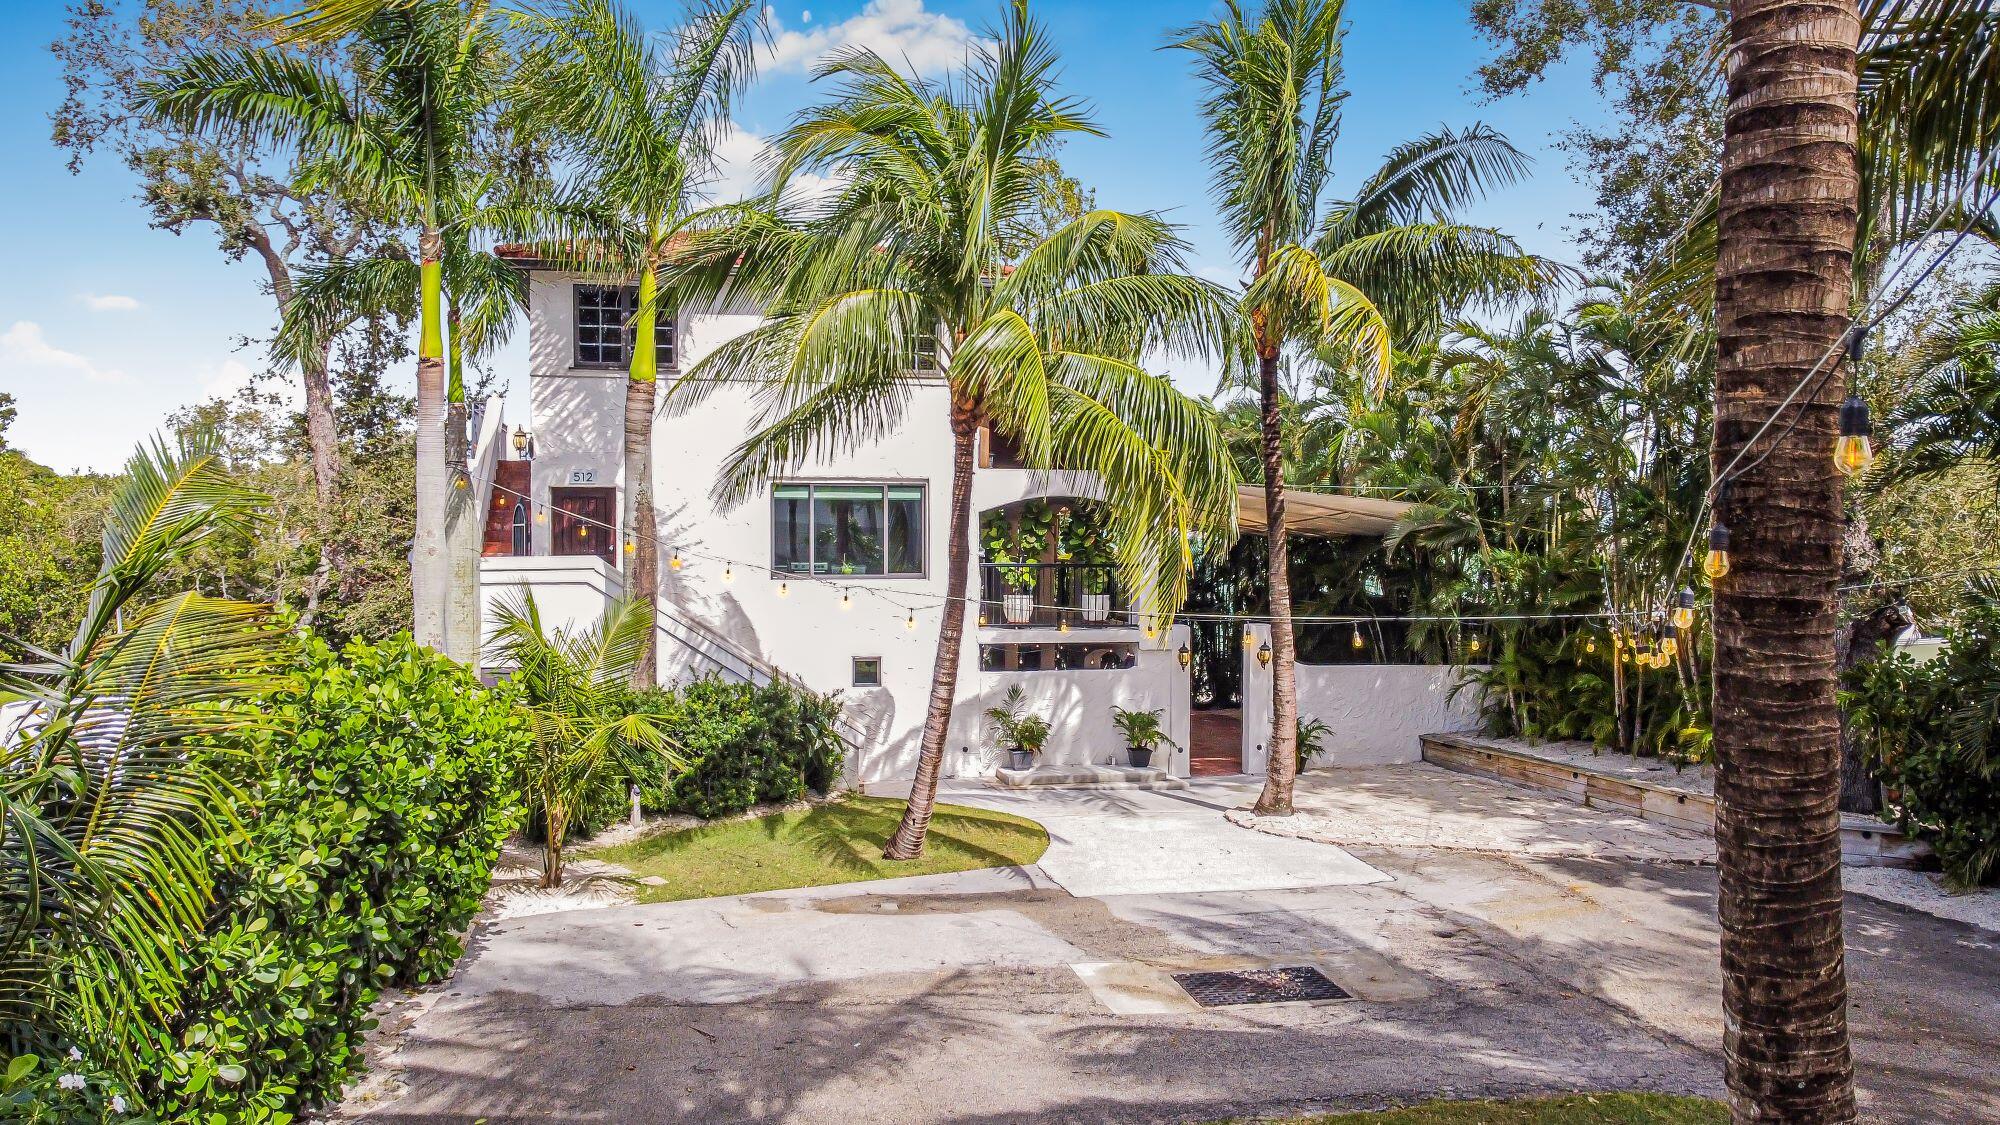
[574,284,676,369]
[772,483,925,577]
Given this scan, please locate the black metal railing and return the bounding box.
[978,562,1127,628]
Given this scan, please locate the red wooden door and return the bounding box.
[552,486,616,564]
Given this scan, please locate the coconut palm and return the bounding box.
[486,591,677,886]
[145,0,513,651]
[1171,0,1546,814]
[504,0,763,687]
[0,435,286,1070]
[671,3,1240,859]
[1885,282,2000,487]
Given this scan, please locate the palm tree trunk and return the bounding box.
[412,228,449,650]
[1253,349,1298,816]
[884,397,979,860]
[625,264,662,688]
[542,806,568,889]
[300,338,344,626]
[1711,0,1861,1119]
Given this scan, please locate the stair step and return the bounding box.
[992,765,1189,791]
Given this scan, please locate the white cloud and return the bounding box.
[0,321,131,385]
[764,0,973,74]
[78,292,142,312]
[800,8,812,23]
[707,125,849,205]
[199,358,256,399]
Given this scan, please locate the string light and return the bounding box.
[1351,625,1365,651]
[839,590,853,611]
[1467,635,1481,656]
[577,525,590,540]
[905,611,917,631]
[669,551,683,571]
[722,564,734,583]
[1835,396,1874,477]
[534,506,546,524]
[1058,615,1070,634]
[1242,626,1257,650]
[1672,587,1696,631]
[777,581,790,598]
[1704,522,1731,581]
[1585,635,1597,654]
[623,538,635,555]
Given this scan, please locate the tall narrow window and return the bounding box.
[509,501,530,556]
[573,284,676,369]
[769,483,925,577]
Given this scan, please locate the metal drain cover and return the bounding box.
[1172,966,1353,1007]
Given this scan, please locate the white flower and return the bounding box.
[66,1047,82,1061]
[110,1095,127,1114]
[57,1073,85,1091]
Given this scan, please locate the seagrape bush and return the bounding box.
[624,677,847,820]
[1843,579,2000,887]
[135,633,529,1121]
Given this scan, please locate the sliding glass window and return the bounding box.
[771,483,925,577]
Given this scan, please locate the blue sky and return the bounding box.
[0,0,1607,473]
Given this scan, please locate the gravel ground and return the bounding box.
[1845,867,2000,933]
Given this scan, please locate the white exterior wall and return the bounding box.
[965,624,1191,775]
[479,555,623,660]
[1238,623,1483,771]
[509,269,1181,783]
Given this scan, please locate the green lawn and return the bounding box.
[1220,1094,1726,1125]
[589,795,1050,903]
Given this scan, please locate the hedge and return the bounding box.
[135,633,529,1121]
[625,677,847,820]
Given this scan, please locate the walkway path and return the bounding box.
[339,774,2000,1124]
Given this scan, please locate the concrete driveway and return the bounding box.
[340,774,2000,1124]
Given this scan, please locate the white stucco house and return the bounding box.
[471,249,1481,785]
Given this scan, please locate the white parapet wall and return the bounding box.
[1239,622,1484,771]
[962,623,1192,778]
[479,555,623,672]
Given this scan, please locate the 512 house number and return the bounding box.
[567,469,598,484]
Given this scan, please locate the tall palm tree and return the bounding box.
[488,591,676,886]
[508,0,763,687]
[1172,0,1544,814]
[674,3,1239,859]
[147,0,512,651]
[0,435,286,1072]
[1710,0,1862,1119]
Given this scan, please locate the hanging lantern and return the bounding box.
[1256,641,1272,667]
[1672,587,1696,630]
[1177,644,1191,669]
[1703,522,1731,581]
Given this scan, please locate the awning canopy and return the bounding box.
[1235,485,1412,539]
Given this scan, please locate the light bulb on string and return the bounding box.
[1351,625,1365,651]
[535,506,546,524]
[839,590,852,612]
[776,581,790,599]
[1703,522,1731,581]
[905,611,917,631]
[669,551,683,571]
[722,564,734,584]
[623,538,636,555]
[1058,614,1070,634]
[1672,587,1696,631]
[1242,626,1257,650]
[578,524,590,541]
[1835,396,1874,477]
[1585,635,1597,655]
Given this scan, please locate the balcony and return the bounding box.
[978,562,1129,629]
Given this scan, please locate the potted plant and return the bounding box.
[1110,705,1176,768]
[982,505,1053,624]
[1058,503,1117,622]
[986,684,1050,770]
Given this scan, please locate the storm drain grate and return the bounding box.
[1171,966,1352,1007]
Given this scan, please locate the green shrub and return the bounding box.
[626,677,846,820]
[139,633,529,1121]
[1843,582,2000,886]
[0,1052,145,1122]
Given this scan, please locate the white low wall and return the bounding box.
[478,555,622,670]
[1238,623,1483,771]
[962,624,1191,777]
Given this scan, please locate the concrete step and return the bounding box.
[991,764,1190,791]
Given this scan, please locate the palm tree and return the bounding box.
[1171,0,1544,814]
[673,3,1239,859]
[146,0,512,651]
[0,435,287,1071]
[487,591,676,886]
[1709,0,1862,1119]
[507,0,763,687]
[1885,282,2000,486]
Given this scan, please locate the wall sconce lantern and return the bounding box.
[1256,641,1272,667]
[1177,644,1191,670]
[511,425,529,456]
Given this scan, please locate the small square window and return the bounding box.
[852,657,882,687]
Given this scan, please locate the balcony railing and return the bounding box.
[978,562,1128,628]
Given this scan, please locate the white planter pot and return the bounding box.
[1080,593,1111,623]
[1003,593,1034,624]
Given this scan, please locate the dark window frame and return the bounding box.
[770,481,927,579]
[852,656,882,687]
[572,283,677,370]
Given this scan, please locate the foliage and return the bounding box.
[1843,578,2000,886]
[984,685,1051,755]
[1295,716,1331,771]
[0,450,115,654]
[0,435,286,1074]
[624,676,848,821]
[488,592,674,886]
[1110,705,1175,751]
[0,1052,145,1123]
[129,631,524,1121]
[592,796,1047,904]
[982,502,1057,592]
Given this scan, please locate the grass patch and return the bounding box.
[1223,1094,1726,1125]
[589,795,1049,903]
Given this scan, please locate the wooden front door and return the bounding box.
[552,486,617,564]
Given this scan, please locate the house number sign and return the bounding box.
[567,468,598,484]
